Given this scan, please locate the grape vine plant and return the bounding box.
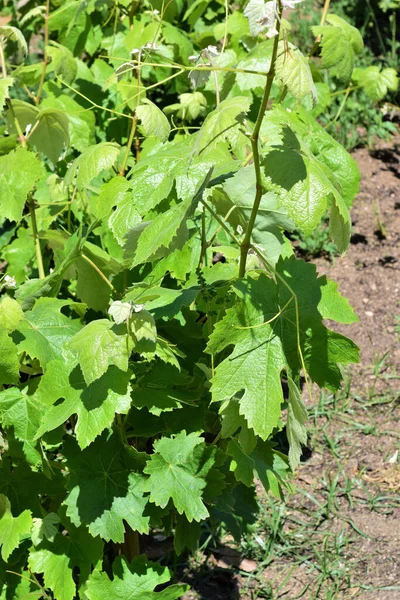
[0,0,370,597]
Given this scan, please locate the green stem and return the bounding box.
[0,42,28,146]
[120,116,137,175]
[29,195,45,279]
[325,87,351,129]
[238,2,283,278]
[199,197,240,246]
[81,254,116,292]
[36,0,50,106]
[0,40,6,76]
[120,49,142,175]
[319,0,331,27]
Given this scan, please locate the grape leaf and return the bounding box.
[29,108,70,163]
[275,41,317,102]
[236,41,272,91]
[227,439,255,487]
[35,360,132,449]
[68,319,131,386]
[207,257,359,438]
[64,433,150,542]
[47,41,77,84]
[312,14,363,82]
[0,388,41,465]
[42,92,95,152]
[86,556,189,600]
[206,275,286,439]
[93,175,131,221]
[124,168,212,267]
[14,298,82,368]
[0,296,24,333]
[164,91,207,121]
[213,164,294,266]
[251,440,290,499]
[28,517,103,600]
[262,106,359,250]
[286,377,308,470]
[0,495,32,561]
[174,515,201,555]
[136,99,171,142]
[0,147,45,223]
[0,331,20,386]
[220,399,257,454]
[318,279,358,324]
[276,257,360,388]
[0,26,28,62]
[195,96,251,153]
[352,66,399,102]
[0,77,13,111]
[144,432,215,522]
[65,142,120,189]
[15,232,86,311]
[31,513,60,546]
[244,0,271,36]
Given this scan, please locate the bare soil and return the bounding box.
[182,138,400,599]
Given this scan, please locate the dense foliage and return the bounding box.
[292,0,400,148]
[0,0,396,597]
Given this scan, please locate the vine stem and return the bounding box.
[0,40,6,76]
[29,195,45,279]
[1,42,44,277]
[238,2,283,278]
[319,0,331,27]
[36,0,50,106]
[81,254,116,292]
[120,49,142,175]
[0,42,27,146]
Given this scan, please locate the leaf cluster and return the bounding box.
[0,1,363,597]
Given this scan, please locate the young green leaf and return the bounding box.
[0,148,45,223]
[312,14,363,82]
[86,556,189,600]
[65,142,120,189]
[0,495,32,561]
[0,331,21,386]
[275,41,317,102]
[0,76,14,111]
[68,319,131,386]
[207,275,287,440]
[46,41,77,84]
[29,108,70,163]
[352,66,399,102]
[136,98,171,142]
[28,519,103,600]
[0,296,24,333]
[0,388,42,465]
[15,298,82,368]
[34,360,132,449]
[0,26,28,62]
[194,96,251,153]
[144,432,215,522]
